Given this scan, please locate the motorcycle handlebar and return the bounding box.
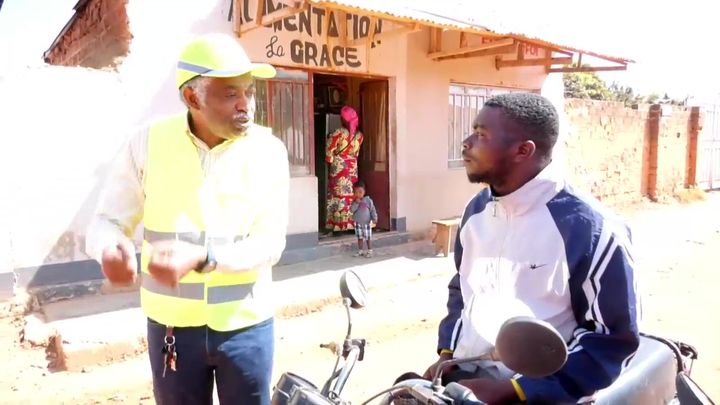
[367,379,488,405]
[433,354,496,390]
[444,382,488,405]
[329,345,360,398]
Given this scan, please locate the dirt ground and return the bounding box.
[1,193,719,404]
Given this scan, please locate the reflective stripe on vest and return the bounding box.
[141,276,254,303]
[139,113,273,331]
[143,229,246,246]
[142,276,205,300]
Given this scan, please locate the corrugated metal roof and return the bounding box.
[310,0,633,63]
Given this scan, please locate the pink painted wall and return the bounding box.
[396,29,551,232]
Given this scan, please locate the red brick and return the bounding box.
[45,0,130,69]
[565,100,696,203]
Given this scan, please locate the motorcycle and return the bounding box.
[271,270,715,404]
[271,270,369,405]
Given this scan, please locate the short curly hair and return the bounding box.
[484,93,559,159]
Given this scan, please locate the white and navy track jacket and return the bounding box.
[438,162,640,403]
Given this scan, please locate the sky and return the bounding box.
[0,0,75,72]
[1,0,719,102]
[589,0,720,103]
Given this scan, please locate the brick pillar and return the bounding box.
[686,107,702,187]
[645,104,661,200]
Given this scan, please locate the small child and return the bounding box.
[350,181,378,258]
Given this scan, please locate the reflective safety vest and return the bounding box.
[139,114,274,331]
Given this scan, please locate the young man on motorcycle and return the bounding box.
[417,93,640,404]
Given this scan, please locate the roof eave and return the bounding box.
[309,0,633,66]
[42,0,91,63]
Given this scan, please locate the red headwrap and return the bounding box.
[340,105,359,136]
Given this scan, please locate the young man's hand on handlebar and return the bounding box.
[422,351,454,380]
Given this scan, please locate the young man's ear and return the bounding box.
[515,140,537,161]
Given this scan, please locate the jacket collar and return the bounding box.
[490,160,566,217]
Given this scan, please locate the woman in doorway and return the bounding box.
[325,105,364,233]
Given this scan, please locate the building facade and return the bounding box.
[0,0,629,300]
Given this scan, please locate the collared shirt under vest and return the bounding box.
[86,113,290,331]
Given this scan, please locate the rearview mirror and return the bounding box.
[494,316,568,378]
[339,270,367,309]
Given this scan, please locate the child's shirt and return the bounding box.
[350,196,378,225]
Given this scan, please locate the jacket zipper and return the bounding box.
[489,196,508,288]
[496,205,510,291]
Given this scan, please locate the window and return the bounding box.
[256,69,312,176]
[447,84,518,168]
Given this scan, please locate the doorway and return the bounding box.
[313,73,390,238]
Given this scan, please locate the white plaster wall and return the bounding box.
[287,176,318,235]
[0,66,132,270]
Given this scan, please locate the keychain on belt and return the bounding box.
[161,326,177,377]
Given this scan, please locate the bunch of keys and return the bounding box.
[162,334,177,378]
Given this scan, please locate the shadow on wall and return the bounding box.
[17,170,110,293]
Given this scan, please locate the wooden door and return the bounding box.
[359,80,390,230]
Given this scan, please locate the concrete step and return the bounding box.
[23,291,145,372]
[22,241,454,372]
[277,230,411,266]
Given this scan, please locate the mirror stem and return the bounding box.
[343,298,353,339]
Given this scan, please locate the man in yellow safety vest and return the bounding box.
[86,33,289,404]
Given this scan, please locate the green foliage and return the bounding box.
[563,71,686,107]
[563,71,611,101]
[608,82,643,107]
[645,93,660,104]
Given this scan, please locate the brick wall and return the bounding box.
[563,99,700,204]
[655,105,693,199]
[44,0,131,69]
[564,99,649,204]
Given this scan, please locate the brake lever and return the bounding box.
[319,341,342,356]
[343,338,366,361]
[320,339,367,361]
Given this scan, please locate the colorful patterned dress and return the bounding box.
[325,127,364,232]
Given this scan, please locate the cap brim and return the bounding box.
[201,63,276,79]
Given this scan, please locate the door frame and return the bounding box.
[307,69,396,233]
[359,78,391,231]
